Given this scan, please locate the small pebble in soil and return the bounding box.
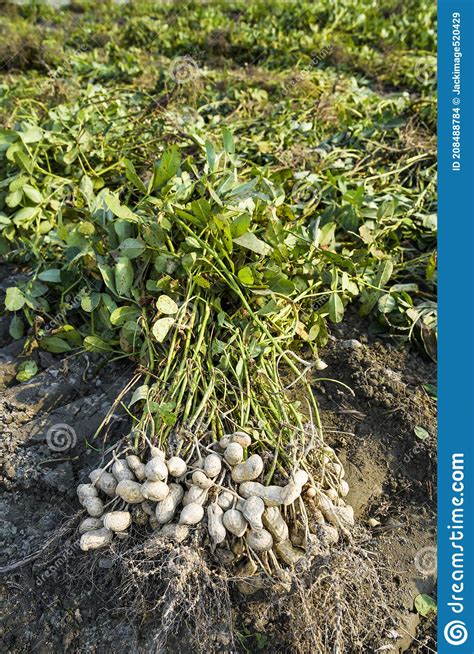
[341,339,362,349]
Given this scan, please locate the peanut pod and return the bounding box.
[231,454,264,483]
[275,539,305,566]
[241,496,265,530]
[112,459,134,482]
[246,528,273,553]
[126,455,146,481]
[116,480,144,504]
[142,480,170,502]
[203,453,222,478]
[155,483,184,524]
[145,457,168,482]
[224,442,244,466]
[262,507,289,542]
[83,496,104,518]
[89,469,117,497]
[179,502,204,525]
[80,527,113,551]
[223,508,247,537]
[183,484,208,506]
[79,517,103,534]
[167,456,187,478]
[207,503,226,545]
[103,510,131,532]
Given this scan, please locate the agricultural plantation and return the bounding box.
[0,1,437,652]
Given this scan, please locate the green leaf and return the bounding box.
[130,384,149,406]
[152,316,175,342]
[23,184,43,204]
[104,192,139,222]
[414,426,429,440]
[6,189,22,208]
[110,305,141,326]
[422,383,437,399]
[157,404,177,426]
[222,127,235,154]
[233,232,271,256]
[238,266,254,285]
[12,206,38,225]
[205,140,216,171]
[156,295,179,315]
[268,274,295,296]
[9,315,24,339]
[98,263,117,295]
[38,269,61,283]
[193,274,210,289]
[115,257,134,296]
[81,292,101,312]
[83,335,114,352]
[19,127,43,143]
[123,158,147,193]
[152,147,181,191]
[376,260,394,287]
[41,336,72,353]
[414,594,437,617]
[231,213,251,238]
[227,179,258,199]
[327,294,344,323]
[5,287,26,311]
[378,294,396,314]
[191,198,211,222]
[16,359,38,382]
[78,222,95,236]
[257,299,279,315]
[118,238,146,259]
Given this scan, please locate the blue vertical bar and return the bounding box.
[438,0,474,652]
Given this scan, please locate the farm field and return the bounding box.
[0,1,437,653]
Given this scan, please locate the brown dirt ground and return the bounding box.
[0,265,436,653]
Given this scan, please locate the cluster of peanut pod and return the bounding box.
[77,431,354,583]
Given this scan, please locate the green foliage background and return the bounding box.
[0,0,436,367]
